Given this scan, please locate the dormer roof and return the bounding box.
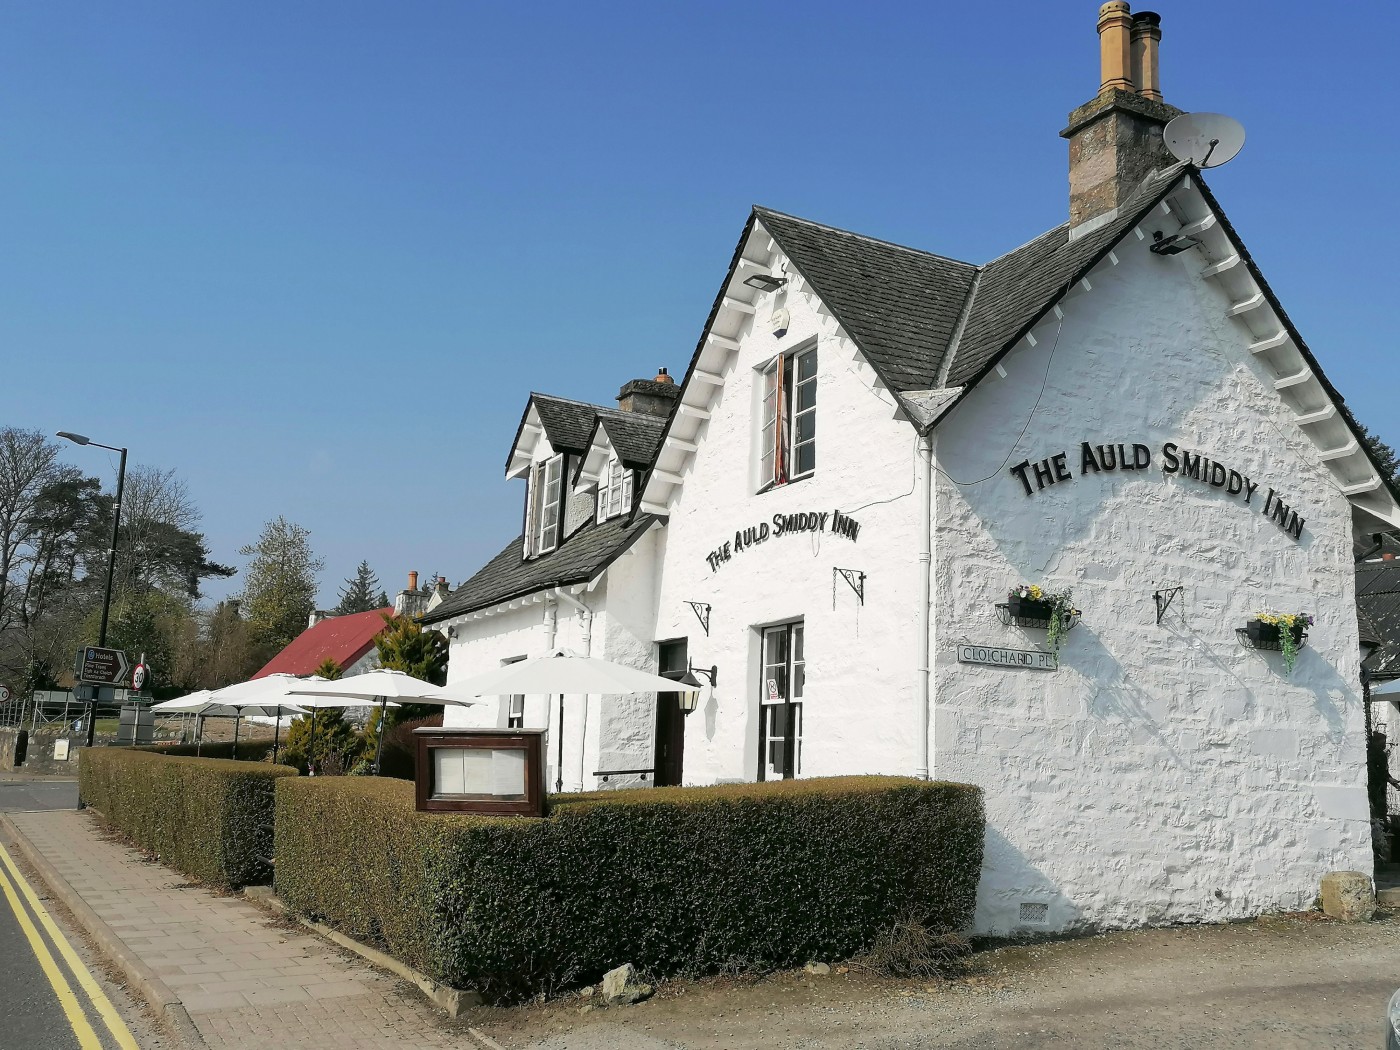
[573,411,666,488]
[506,393,611,477]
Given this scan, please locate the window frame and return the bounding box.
[525,453,566,558]
[757,343,817,492]
[596,455,634,523]
[757,620,805,781]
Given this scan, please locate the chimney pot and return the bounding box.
[1131,11,1163,102]
[655,367,673,385]
[1064,3,1180,231]
[1097,2,1136,95]
[408,570,418,591]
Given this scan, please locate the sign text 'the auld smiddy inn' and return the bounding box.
[1009,441,1306,542]
[705,509,862,572]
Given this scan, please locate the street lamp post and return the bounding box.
[57,432,127,748]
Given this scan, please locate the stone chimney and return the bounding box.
[307,609,331,629]
[615,367,681,418]
[1062,3,1183,234]
[394,571,430,618]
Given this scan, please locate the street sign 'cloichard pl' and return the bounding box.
[75,646,130,686]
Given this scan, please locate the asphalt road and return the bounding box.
[0,780,80,813]
[0,837,141,1050]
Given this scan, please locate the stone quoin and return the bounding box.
[425,5,1398,938]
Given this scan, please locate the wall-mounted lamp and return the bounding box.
[1148,230,1200,256]
[444,625,457,638]
[675,662,718,713]
[742,273,787,292]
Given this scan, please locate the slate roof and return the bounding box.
[598,411,666,467]
[253,607,391,679]
[948,166,1184,386]
[754,167,1186,395]
[755,207,977,392]
[532,394,609,456]
[422,515,656,623]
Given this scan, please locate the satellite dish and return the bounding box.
[1164,112,1246,168]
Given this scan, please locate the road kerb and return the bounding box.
[0,812,208,1048]
[242,886,481,1016]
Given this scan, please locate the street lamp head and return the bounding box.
[56,431,90,445]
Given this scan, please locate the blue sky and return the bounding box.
[2,1,1394,607]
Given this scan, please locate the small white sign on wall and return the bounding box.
[957,644,1057,671]
[53,739,71,761]
[766,679,781,703]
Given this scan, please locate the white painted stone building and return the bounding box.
[425,5,1400,935]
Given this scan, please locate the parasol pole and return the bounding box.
[372,697,387,775]
[307,703,317,776]
[272,707,281,763]
[232,713,241,760]
[556,693,564,793]
[196,714,204,757]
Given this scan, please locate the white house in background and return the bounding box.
[425,4,1400,936]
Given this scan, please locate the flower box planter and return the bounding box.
[1240,618,1307,652]
[1007,595,1056,622]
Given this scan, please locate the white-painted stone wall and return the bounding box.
[650,252,924,786]
[931,228,1370,935]
[435,208,1374,939]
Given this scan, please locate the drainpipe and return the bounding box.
[543,594,558,651]
[916,430,934,781]
[553,588,596,792]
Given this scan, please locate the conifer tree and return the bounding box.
[333,560,387,616]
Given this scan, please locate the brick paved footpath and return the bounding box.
[6,809,470,1049]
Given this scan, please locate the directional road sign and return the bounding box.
[75,647,130,686]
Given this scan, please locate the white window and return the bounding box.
[758,345,817,490]
[525,455,564,557]
[759,621,804,780]
[596,457,634,522]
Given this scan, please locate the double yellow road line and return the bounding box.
[0,838,140,1050]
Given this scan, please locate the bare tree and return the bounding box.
[0,427,62,636]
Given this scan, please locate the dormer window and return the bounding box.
[596,457,634,522]
[759,344,817,490]
[525,454,564,557]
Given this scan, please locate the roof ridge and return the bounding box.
[753,205,979,271]
[599,409,666,427]
[531,392,611,411]
[982,222,1069,267]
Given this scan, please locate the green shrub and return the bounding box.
[282,709,361,772]
[80,748,297,888]
[275,775,983,1001]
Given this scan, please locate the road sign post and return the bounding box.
[73,647,131,748]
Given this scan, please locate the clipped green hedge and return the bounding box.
[275,775,983,1000]
[138,739,278,762]
[80,748,297,888]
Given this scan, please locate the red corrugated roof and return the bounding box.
[253,608,393,679]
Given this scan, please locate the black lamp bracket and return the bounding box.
[686,601,711,636]
[834,567,866,607]
[687,661,718,687]
[1153,586,1184,625]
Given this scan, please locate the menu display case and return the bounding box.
[413,727,547,815]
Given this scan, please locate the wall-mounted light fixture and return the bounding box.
[675,662,718,713]
[1148,230,1200,256]
[742,273,787,292]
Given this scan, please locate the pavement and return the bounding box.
[2,808,474,1049]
